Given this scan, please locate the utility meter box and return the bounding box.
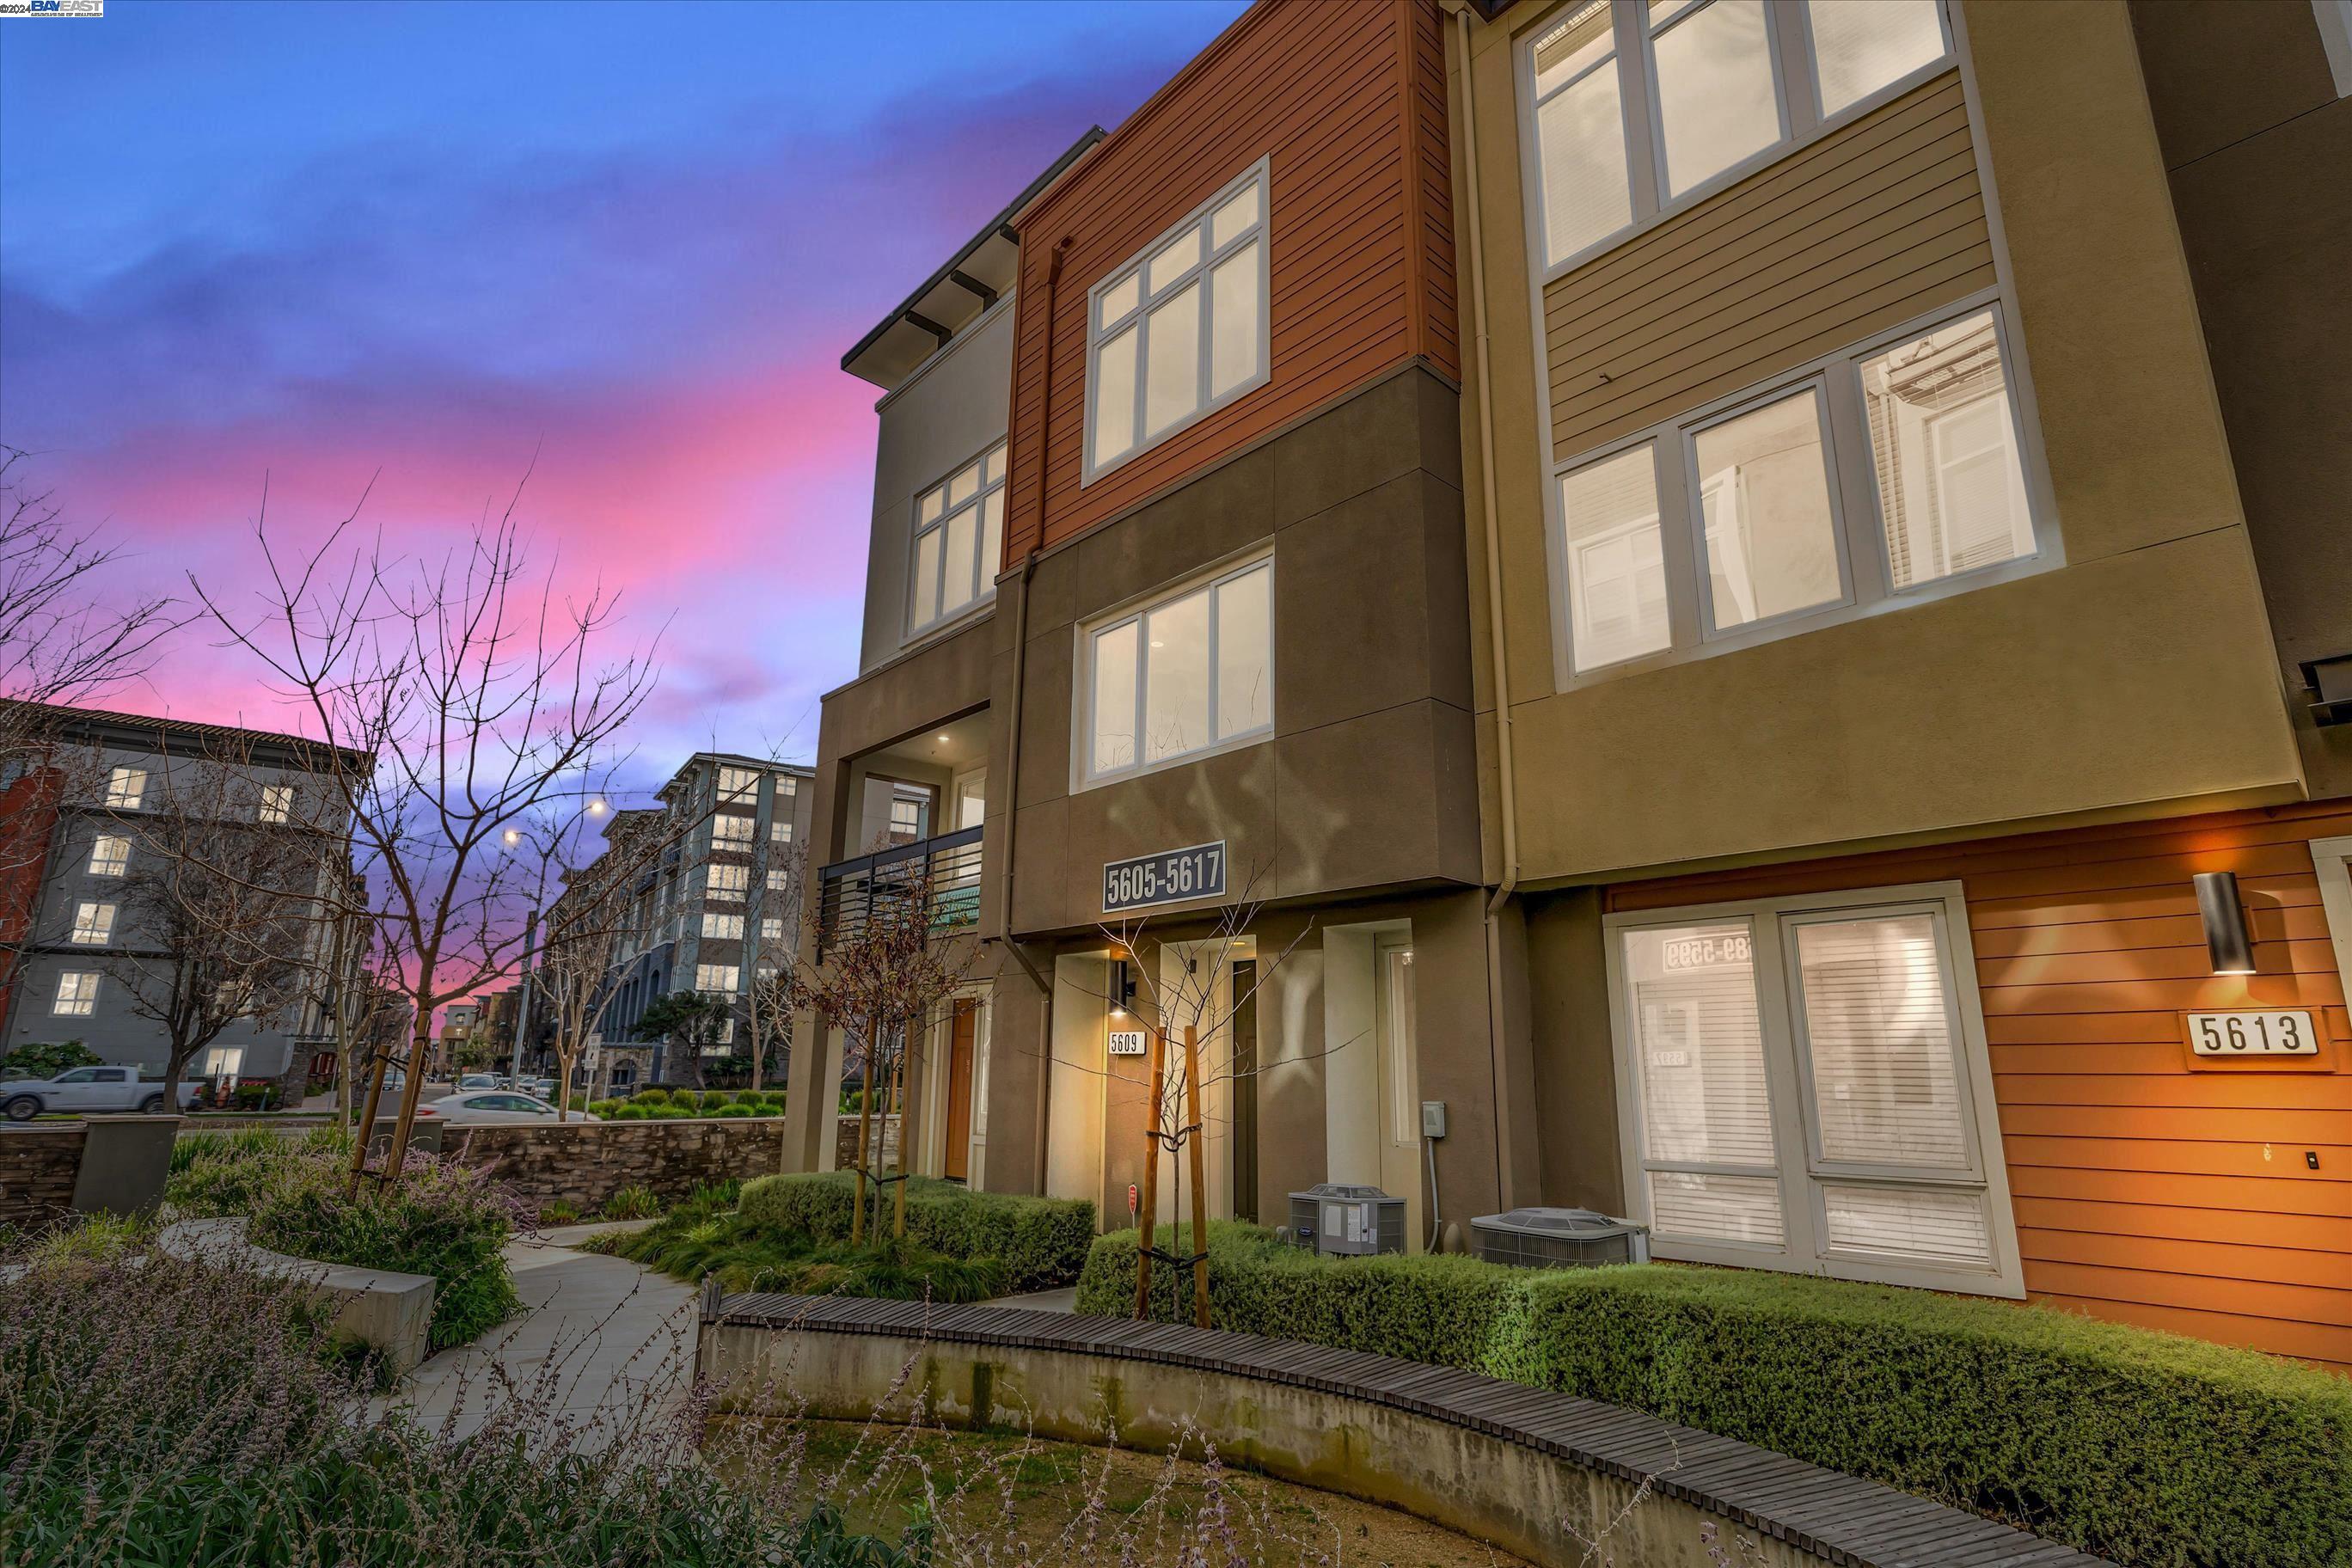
[1469,1207,1650,1269]
[1287,1184,1406,1256]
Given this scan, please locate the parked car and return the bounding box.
[456,1073,502,1090]
[0,1064,201,1121]
[423,1091,598,1125]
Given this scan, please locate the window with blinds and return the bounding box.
[1611,884,2018,1294]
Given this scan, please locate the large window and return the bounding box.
[1081,555,1272,786]
[1551,301,2047,677]
[87,835,131,877]
[1606,881,2021,1295]
[711,814,754,849]
[695,963,739,995]
[702,912,744,940]
[70,902,117,946]
[258,782,295,824]
[707,863,748,898]
[908,440,1007,637]
[716,765,759,804]
[1525,0,1951,273]
[105,766,147,810]
[53,971,100,1017]
[1085,161,1269,481]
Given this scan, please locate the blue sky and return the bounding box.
[0,0,1243,789]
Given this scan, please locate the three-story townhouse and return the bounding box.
[1449,0,2349,1367]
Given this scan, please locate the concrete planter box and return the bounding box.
[161,1216,436,1376]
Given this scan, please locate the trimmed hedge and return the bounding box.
[1077,1223,2351,1568]
[738,1173,1094,1295]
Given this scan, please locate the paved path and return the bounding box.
[377,1226,694,1449]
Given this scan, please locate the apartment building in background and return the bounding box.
[0,701,366,1093]
[780,0,2351,1369]
[1449,0,2349,1368]
[578,752,815,1085]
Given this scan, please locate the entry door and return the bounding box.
[1373,937,1421,1244]
[943,998,977,1182]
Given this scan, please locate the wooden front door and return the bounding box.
[943,999,977,1181]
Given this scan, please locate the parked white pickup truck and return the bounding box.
[0,1064,201,1120]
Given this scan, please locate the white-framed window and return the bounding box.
[695,963,740,995]
[1550,297,2051,678]
[1079,553,1273,787]
[105,766,147,810]
[70,901,117,946]
[53,970,100,1017]
[1523,0,1951,276]
[716,766,759,804]
[909,439,1008,637]
[2313,836,2352,995]
[258,782,295,824]
[711,813,754,848]
[770,816,793,844]
[87,835,131,877]
[1084,159,1270,482]
[888,796,926,844]
[766,868,792,893]
[706,863,748,898]
[1604,879,2022,1296]
[702,912,744,940]
[761,916,785,942]
[2317,0,2352,97]
[201,1046,246,1079]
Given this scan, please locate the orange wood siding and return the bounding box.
[1002,0,1456,567]
[1608,801,2352,1371]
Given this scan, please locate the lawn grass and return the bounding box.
[585,1186,1007,1302]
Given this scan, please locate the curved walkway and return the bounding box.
[380,1224,694,1449]
[707,1292,2110,1568]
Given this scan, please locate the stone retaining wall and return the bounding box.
[444,1118,791,1210]
[0,1126,84,1227]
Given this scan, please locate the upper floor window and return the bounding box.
[766,868,792,893]
[88,835,131,877]
[887,796,926,844]
[711,813,755,849]
[1085,160,1270,481]
[53,971,101,1017]
[707,863,748,899]
[702,911,744,940]
[1081,554,1272,787]
[910,440,1008,637]
[105,766,147,810]
[695,962,740,995]
[716,766,759,804]
[70,901,117,946]
[770,816,793,844]
[1553,301,2047,677]
[258,782,295,824]
[1526,0,1951,274]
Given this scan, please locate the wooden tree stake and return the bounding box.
[1183,1021,1210,1329]
[1132,1020,1166,1319]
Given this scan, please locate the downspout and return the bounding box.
[1449,0,1526,1216]
[1001,234,1075,1194]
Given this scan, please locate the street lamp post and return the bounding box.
[507,904,538,1085]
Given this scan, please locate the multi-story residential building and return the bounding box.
[434,1000,482,1075]
[582,751,815,1083]
[0,701,366,1093]
[781,0,2349,1369]
[776,132,1101,1189]
[1447,0,2349,1367]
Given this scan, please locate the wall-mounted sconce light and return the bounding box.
[2300,652,2352,728]
[2194,871,2257,975]
[1109,959,1136,1017]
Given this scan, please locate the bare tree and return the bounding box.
[789,860,977,1244]
[98,752,328,1112]
[740,835,806,1096]
[191,478,659,1196]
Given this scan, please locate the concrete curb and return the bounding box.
[159,1216,436,1375]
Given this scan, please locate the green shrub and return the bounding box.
[710,1102,753,1118]
[602,1102,645,1120]
[1076,1225,2352,1568]
[251,1156,522,1349]
[599,1213,1005,1302]
[739,1173,1093,1295]
[167,1124,352,1216]
[602,1185,661,1221]
[0,1040,100,1080]
[631,1087,671,1106]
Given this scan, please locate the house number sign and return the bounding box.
[1102,840,1226,913]
[2187,1010,2319,1057]
[1106,1030,1148,1057]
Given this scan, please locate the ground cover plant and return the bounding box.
[591,1087,787,1119]
[1079,1222,2352,1568]
[738,1171,1094,1294]
[585,1179,1007,1302]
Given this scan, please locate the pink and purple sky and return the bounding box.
[1,0,1242,794]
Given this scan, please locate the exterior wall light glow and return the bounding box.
[2194,871,2257,975]
[1109,959,1135,1017]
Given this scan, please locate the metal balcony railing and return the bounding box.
[816,824,983,955]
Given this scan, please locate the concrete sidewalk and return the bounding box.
[376,1228,694,1448]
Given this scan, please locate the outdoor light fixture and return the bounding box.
[2301,652,2352,728]
[2194,871,2257,975]
[1109,959,1136,1017]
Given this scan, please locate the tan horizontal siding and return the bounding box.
[1608,799,2352,1372]
[1542,71,1995,463]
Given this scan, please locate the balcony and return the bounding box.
[817,825,983,955]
